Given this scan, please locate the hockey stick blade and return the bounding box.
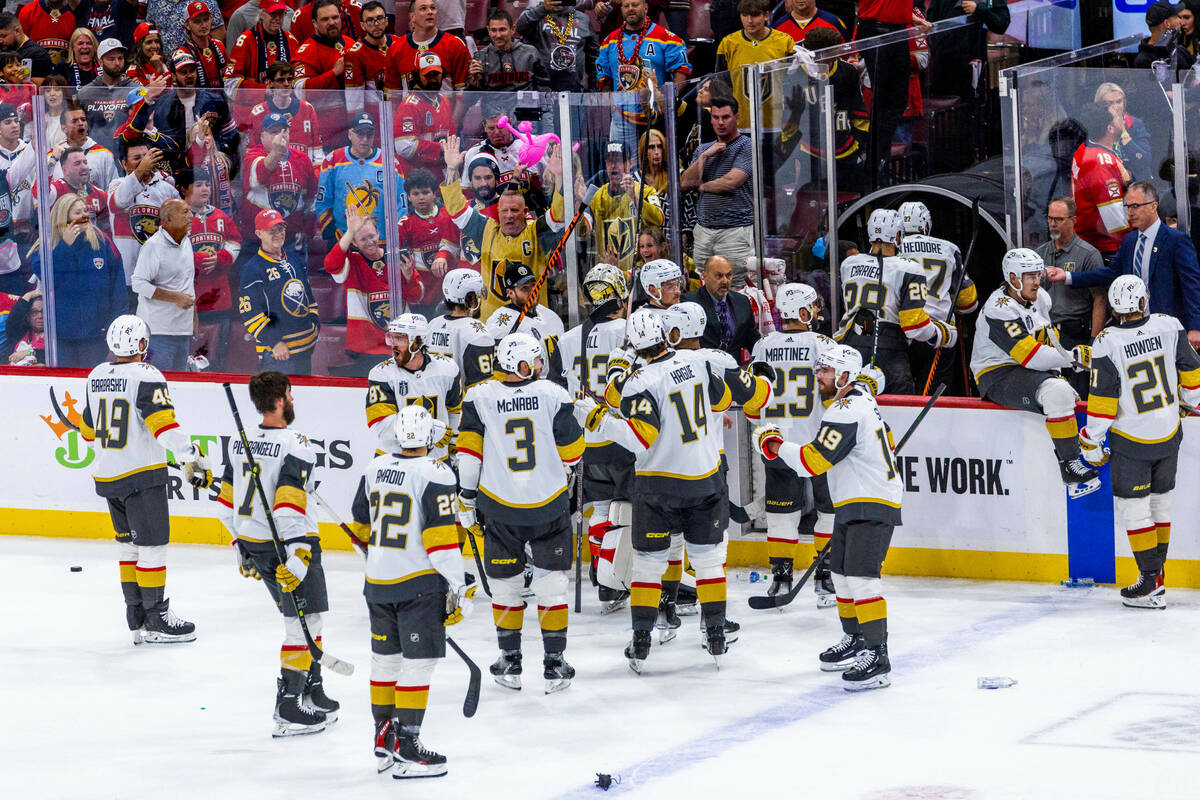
[446,636,481,718]
[320,652,355,676]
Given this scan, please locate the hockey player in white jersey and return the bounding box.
[484,262,566,387]
[755,345,902,691]
[366,313,463,462]
[749,283,839,603]
[215,371,339,736]
[970,248,1099,495]
[835,209,955,394]
[426,268,495,392]
[80,315,202,645]
[457,333,585,692]
[1079,276,1200,608]
[347,405,474,778]
[635,258,683,318]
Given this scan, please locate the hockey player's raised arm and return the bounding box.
[419,472,466,593]
[983,310,1071,373]
[777,417,858,479]
[618,389,661,453]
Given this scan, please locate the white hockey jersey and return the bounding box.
[751,329,835,444]
[81,360,192,498]
[899,233,979,321]
[426,313,495,391]
[366,355,463,461]
[216,425,318,544]
[834,253,945,346]
[484,302,566,386]
[1086,314,1200,457]
[350,452,464,602]
[457,377,584,524]
[970,286,1071,382]
[775,386,902,524]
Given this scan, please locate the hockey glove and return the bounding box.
[276,545,312,593]
[856,366,886,397]
[1078,427,1110,467]
[457,492,477,531]
[749,360,775,381]
[444,582,478,626]
[754,424,784,460]
[233,540,260,581]
[432,419,453,449]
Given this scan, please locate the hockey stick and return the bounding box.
[922,196,980,396]
[509,184,599,334]
[461,523,492,598]
[573,465,584,613]
[310,488,480,717]
[222,383,355,676]
[748,382,947,610]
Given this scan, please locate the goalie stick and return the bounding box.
[748,383,947,610]
[222,383,355,676]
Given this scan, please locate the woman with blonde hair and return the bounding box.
[32,194,127,367]
[55,28,99,88]
[1094,81,1151,180]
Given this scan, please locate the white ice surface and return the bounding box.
[3,536,1199,800]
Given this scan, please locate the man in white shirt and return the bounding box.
[132,198,196,371]
[53,104,119,190]
[0,102,34,289]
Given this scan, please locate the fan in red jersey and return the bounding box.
[178,1,228,90]
[18,0,75,67]
[43,145,111,233]
[382,0,469,90]
[241,112,317,255]
[343,0,392,115]
[293,0,354,154]
[248,60,323,173]
[223,0,299,121]
[396,168,460,309]
[181,168,241,370]
[392,52,454,174]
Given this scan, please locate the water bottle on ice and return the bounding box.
[977,677,1017,689]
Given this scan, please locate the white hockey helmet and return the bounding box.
[106,314,150,357]
[775,282,822,321]
[1002,248,1044,280]
[386,312,429,351]
[392,404,435,449]
[583,262,629,305]
[442,268,484,308]
[898,201,932,235]
[1108,274,1148,315]
[640,258,681,295]
[867,208,903,244]
[662,301,707,346]
[817,344,863,387]
[627,307,666,350]
[496,332,543,376]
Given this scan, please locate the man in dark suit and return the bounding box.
[683,254,760,362]
[1046,181,1200,349]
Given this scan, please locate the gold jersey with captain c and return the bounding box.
[751,330,835,445]
[834,253,946,346]
[80,361,193,497]
[425,314,495,392]
[366,356,463,461]
[1086,314,1200,458]
[970,287,1067,379]
[457,377,584,525]
[216,426,319,544]
[774,387,902,524]
[350,453,462,602]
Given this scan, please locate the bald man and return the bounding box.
[682,255,760,360]
[132,197,197,371]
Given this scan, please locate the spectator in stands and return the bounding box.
[40,75,69,149]
[325,205,423,375]
[1071,101,1130,259]
[292,0,363,43]
[53,103,119,190]
[241,111,317,265]
[180,168,240,371]
[636,226,697,287]
[468,10,550,92]
[54,28,99,88]
[926,0,1008,99]
[717,0,797,131]
[517,0,598,91]
[238,207,321,375]
[460,104,538,194]
[393,52,454,173]
[0,12,52,84]
[248,60,322,167]
[178,1,229,90]
[0,51,36,120]
[596,0,690,141]
[108,137,180,287]
[72,0,131,45]
[2,288,43,365]
[435,0,469,38]
[77,39,134,152]
[46,145,111,233]
[383,0,470,90]
[126,22,169,85]
[17,0,73,68]
[1134,1,1194,70]
[1048,181,1200,348]
[1179,0,1199,58]
[680,95,754,288]
[396,167,459,309]
[593,139,664,271]
[1094,82,1152,182]
[317,110,407,245]
[683,254,758,361]
[223,0,300,106]
[441,136,501,271]
[0,102,36,258]
[132,197,196,371]
[36,193,127,367]
[226,0,294,52]
[1035,196,1104,397]
[150,0,225,56]
[343,0,393,114]
[294,0,354,154]
[774,0,848,43]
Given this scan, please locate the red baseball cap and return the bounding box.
[255,209,286,232]
[186,1,210,20]
[417,52,443,77]
[134,22,159,41]
[261,0,289,14]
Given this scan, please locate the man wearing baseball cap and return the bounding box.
[223,0,299,108]
[316,110,408,245]
[146,0,225,57]
[392,51,454,174]
[1134,0,1195,69]
[483,261,566,385]
[76,39,135,153]
[177,0,228,89]
[241,109,317,265]
[238,208,321,375]
[592,139,664,272]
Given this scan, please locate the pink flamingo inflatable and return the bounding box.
[497,115,578,168]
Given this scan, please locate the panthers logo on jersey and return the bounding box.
[617,62,643,91]
[281,278,310,318]
[268,182,302,215]
[129,206,162,243]
[369,291,391,329]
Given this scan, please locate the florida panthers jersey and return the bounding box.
[365,355,463,461]
[216,425,318,544]
[457,377,584,524]
[426,313,494,391]
[834,253,937,345]
[107,171,181,285]
[619,351,732,498]
[751,329,835,444]
[80,361,192,498]
[350,452,463,602]
[775,387,902,524]
[970,287,1071,383]
[899,233,979,321]
[1086,314,1200,459]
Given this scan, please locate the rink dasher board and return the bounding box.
[2,368,1197,586]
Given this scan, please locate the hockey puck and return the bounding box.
[70,566,82,572]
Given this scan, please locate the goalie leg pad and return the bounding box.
[598,501,634,592]
[531,568,569,654]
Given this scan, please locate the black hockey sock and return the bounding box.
[855,597,887,647]
[1046,415,1079,461]
[837,596,860,636]
[630,581,661,632]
